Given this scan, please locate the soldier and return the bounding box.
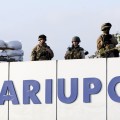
[31,34,54,61]
[64,36,88,59]
[97,23,119,58]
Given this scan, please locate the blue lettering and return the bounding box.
[83,78,102,103]
[58,78,78,104]
[108,76,120,102]
[45,79,52,104]
[0,81,19,105]
[23,80,41,104]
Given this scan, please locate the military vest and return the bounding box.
[35,45,51,60]
[101,34,112,48]
[67,46,84,59]
[98,34,119,57]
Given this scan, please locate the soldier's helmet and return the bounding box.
[101,23,112,31]
[72,36,81,43]
[38,34,47,41]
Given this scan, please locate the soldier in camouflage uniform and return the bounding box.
[64,36,87,59]
[31,34,54,61]
[97,23,119,58]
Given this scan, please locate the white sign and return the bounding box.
[0,59,120,120]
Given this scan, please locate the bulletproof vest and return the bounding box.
[99,34,119,58]
[36,46,51,60]
[102,34,112,47]
[68,46,83,59]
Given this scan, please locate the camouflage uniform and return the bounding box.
[65,36,86,59]
[31,43,54,61]
[97,23,119,58]
[65,45,85,59]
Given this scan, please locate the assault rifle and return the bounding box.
[89,45,120,58]
[98,45,120,56]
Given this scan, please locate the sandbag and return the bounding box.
[0,40,7,48]
[0,51,7,56]
[6,41,22,50]
[5,49,24,57]
[9,56,23,61]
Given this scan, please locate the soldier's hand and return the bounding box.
[105,44,110,49]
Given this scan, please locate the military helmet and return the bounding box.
[72,36,81,43]
[101,23,112,31]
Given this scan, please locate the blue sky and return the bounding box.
[0,0,120,60]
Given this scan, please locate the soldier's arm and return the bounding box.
[80,50,85,59]
[64,49,72,59]
[46,47,54,59]
[97,35,103,50]
[31,46,37,61]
